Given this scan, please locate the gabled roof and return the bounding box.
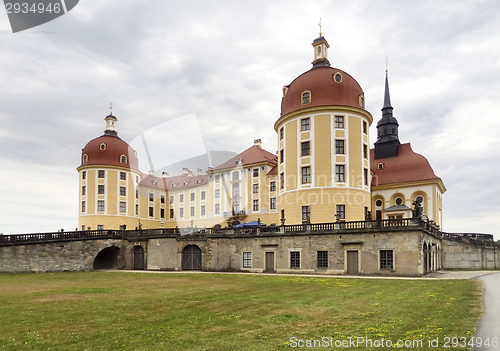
[140,173,208,191]
[381,205,411,212]
[213,145,277,171]
[370,143,444,188]
[267,165,278,176]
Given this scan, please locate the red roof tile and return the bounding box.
[140,173,209,190]
[213,145,277,171]
[370,143,442,187]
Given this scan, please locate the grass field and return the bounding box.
[0,272,482,351]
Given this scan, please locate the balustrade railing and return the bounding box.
[0,217,445,245]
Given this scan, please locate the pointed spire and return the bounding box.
[374,69,400,159]
[383,72,392,109]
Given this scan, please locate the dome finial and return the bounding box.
[109,102,113,115]
[318,17,322,36]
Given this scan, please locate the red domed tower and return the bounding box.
[77,112,142,230]
[274,34,373,224]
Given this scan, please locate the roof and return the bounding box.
[213,145,277,171]
[381,205,412,212]
[267,165,278,176]
[370,143,443,187]
[140,173,209,191]
[280,66,364,117]
[80,135,139,170]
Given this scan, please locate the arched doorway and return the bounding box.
[182,245,202,270]
[94,246,120,270]
[133,245,145,270]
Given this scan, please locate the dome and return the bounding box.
[80,135,139,170]
[281,66,365,117]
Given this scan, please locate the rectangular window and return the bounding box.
[281,209,285,219]
[317,251,328,268]
[334,116,344,128]
[243,252,252,268]
[135,204,138,215]
[301,141,310,156]
[280,173,284,189]
[232,183,240,196]
[215,203,220,215]
[170,195,174,204]
[301,166,311,184]
[149,206,154,217]
[201,205,206,216]
[120,201,126,213]
[201,191,206,200]
[149,193,154,202]
[215,175,220,183]
[170,208,174,219]
[97,225,104,230]
[98,170,105,178]
[363,144,368,159]
[270,197,277,210]
[364,168,368,186]
[160,208,165,218]
[380,250,394,269]
[82,225,85,231]
[82,171,86,180]
[82,186,86,196]
[253,199,259,211]
[336,204,345,219]
[180,208,184,218]
[190,206,195,217]
[81,201,86,212]
[363,121,367,134]
[290,251,300,268]
[136,176,139,183]
[270,181,276,192]
[120,172,126,180]
[302,92,310,104]
[336,165,345,182]
[301,118,310,131]
[98,185,105,194]
[161,195,165,203]
[190,193,195,202]
[179,194,184,203]
[280,149,284,163]
[280,127,284,140]
[302,205,310,221]
[253,184,259,194]
[253,168,259,177]
[215,189,220,198]
[120,186,126,196]
[97,200,105,212]
[335,140,345,154]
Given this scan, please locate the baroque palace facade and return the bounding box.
[78,35,444,233]
[72,34,487,276]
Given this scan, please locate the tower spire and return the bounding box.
[374,69,400,159]
[104,106,118,137]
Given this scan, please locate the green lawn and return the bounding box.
[0,272,482,350]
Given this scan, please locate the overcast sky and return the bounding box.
[0,0,499,238]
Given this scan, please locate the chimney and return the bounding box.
[187,171,194,178]
[197,168,203,176]
[162,171,169,178]
[182,167,189,176]
[254,139,262,148]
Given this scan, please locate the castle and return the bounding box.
[77,34,444,233]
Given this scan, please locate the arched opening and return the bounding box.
[182,245,202,270]
[423,242,428,275]
[133,245,145,270]
[93,246,120,270]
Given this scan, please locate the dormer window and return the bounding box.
[120,155,127,164]
[83,154,88,163]
[378,163,384,170]
[359,95,365,109]
[333,72,342,83]
[100,143,106,150]
[282,86,289,97]
[301,91,311,105]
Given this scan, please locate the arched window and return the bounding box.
[232,171,239,181]
[391,128,395,134]
[83,154,88,163]
[383,128,388,135]
[317,46,322,56]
